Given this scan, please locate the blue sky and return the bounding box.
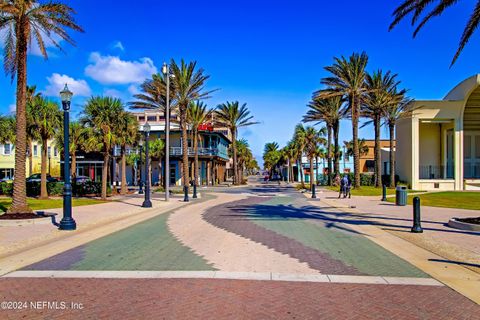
[1,0,480,161]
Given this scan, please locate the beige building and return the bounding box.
[397,75,480,190]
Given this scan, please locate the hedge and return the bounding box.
[0,181,111,197]
[315,173,399,187]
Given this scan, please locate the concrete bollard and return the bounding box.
[411,197,423,233]
[193,184,198,199]
[381,184,387,202]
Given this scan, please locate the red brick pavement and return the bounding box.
[0,278,479,319]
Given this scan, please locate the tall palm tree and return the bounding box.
[318,52,369,188]
[304,97,344,184]
[81,97,124,200]
[54,121,88,185]
[26,85,40,176]
[216,101,258,185]
[304,127,321,191]
[126,152,140,186]
[0,1,83,214]
[263,142,280,178]
[363,70,400,187]
[344,139,370,158]
[384,89,414,187]
[169,59,213,195]
[187,101,212,188]
[149,139,165,187]
[29,97,61,199]
[236,139,252,181]
[116,111,138,195]
[389,0,480,66]
[293,124,307,186]
[283,142,297,182]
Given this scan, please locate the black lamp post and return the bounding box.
[138,140,144,195]
[142,122,152,208]
[59,84,76,231]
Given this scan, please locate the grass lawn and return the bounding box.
[0,198,108,213]
[325,185,423,197]
[387,191,480,210]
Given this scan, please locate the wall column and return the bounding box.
[412,118,420,190]
[455,117,464,190]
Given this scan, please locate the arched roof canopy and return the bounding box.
[444,74,480,101]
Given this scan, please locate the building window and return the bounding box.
[48,146,52,157]
[147,115,157,122]
[138,116,145,122]
[33,145,38,156]
[3,144,12,155]
[54,147,58,157]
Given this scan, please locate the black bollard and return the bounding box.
[381,184,387,201]
[183,186,189,202]
[139,180,144,195]
[411,197,423,233]
[193,183,198,199]
[311,184,317,199]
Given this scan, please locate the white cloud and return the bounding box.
[112,41,125,51]
[85,52,157,85]
[8,104,16,114]
[103,88,124,99]
[44,73,92,97]
[128,84,140,96]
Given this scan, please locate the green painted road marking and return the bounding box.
[249,196,428,278]
[69,211,215,271]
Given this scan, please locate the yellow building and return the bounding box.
[0,140,61,180]
[396,75,480,190]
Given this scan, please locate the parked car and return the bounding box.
[73,175,92,184]
[26,173,57,183]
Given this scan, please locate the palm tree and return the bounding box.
[304,97,344,185]
[81,97,124,200]
[363,70,400,187]
[344,139,370,158]
[293,124,307,186]
[126,152,140,186]
[54,122,88,186]
[26,85,41,176]
[187,101,212,187]
[169,59,213,195]
[116,112,138,195]
[0,115,15,145]
[263,142,280,178]
[389,0,480,66]
[236,139,252,181]
[318,52,369,188]
[283,142,297,182]
[0,1,83,214]
[216,101,258,185]
[384,89,414,187]
[149,139,165,187]
[304,127,321,191]
[29,97,61,199]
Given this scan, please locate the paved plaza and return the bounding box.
[1,180,479,319]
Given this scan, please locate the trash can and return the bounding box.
[395,186,407,206]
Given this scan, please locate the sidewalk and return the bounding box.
[0,193,187,259]
[313,188,480,269]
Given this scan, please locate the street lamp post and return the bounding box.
[142,122,152,208]
[138,141,144,194]
[162,62,170,202]
[58,84,76,231]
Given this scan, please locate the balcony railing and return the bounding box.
[170,147,228,159]
[419,165,454,179]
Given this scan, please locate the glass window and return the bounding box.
[33,145,38,156]
[48,146,52,156]
[138,116,145,122]
[147,115,157,122]
[54,147,58,157]
[4,144,11,155]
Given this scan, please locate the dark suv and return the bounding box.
[26,173,57,183]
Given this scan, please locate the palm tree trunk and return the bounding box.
[298,158,304,186]
[333,121,340,174]
[40,139,48,199]
[327,125,332,185]
[389,123,395,188]
[374,115,381,188]
[315,157,319,185]
[352,97,361,188]
[102,153,109,200]
[120,146,127,195]
[71,152,77,181]
[158,158,162,187]
[180,106,189,189]
[8,27,32,214]
[232,130,238,185]
[28,140,33,176]
[194,130,199,188]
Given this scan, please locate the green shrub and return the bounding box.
[48,182,64,196]
[0,182,13,196]
[73,181,111,197]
